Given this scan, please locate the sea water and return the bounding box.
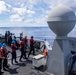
[0,26,76,46]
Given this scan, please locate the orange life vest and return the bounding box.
[24,38,28,45]
[0,49,3,57]
[43,49,47,57]
[1,47,8,57]
[11,44,16,52]
[19,41,24,48]
[30,38,34,45]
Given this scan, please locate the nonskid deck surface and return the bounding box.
[3,58,34,75]
[3,55,52,75]
[2,46,53,75]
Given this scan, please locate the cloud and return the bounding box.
[0,0,76,27]
[10,7,35,22]
[12,7,26,16]
[10,14,24,21]
[0,1,11,14]
[44,0,76,11]
[25,19,35,23]
[25,14,47,24]
[27,10,35,15]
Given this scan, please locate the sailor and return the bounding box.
[19,38,27,62]
[70,53,76,70]
[28,36,35,58]
[5,31,8,43]
[24,36,28,46]
[43,45,47,57]
[24,36,28,55]
[8,33,12,46]
[0,43,4,74]
[20,32,23,41]
[11,40,18,64]
[1,43,9,71]
[13,36,19,48]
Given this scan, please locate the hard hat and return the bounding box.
[21,38,24,41]
[31,36,34,38]
[2,43,6,47]
[0,43,2,47]
[24,36,27,38]
[10,33,12,35]
[12,40,15,44]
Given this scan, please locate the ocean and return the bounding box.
[0,26,76,46]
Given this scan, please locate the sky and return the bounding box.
[0,0,76,27]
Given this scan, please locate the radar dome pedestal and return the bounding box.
[47,6,76,75]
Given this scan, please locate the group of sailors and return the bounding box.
[0,31,48,74]
[0,33,35,74]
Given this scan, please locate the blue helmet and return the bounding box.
[2,43,6,47]
[21,38,24,41]
[12,40,15,44]
[0,43,2,47]
[31,36,34,38]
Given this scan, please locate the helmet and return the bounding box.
[31,36,34,38]
[21,38,24,41]
[12,40,15,44]
[10,33,12,35]
[2,43,6,47]
[24,36,27,38]
[0,43,2,47]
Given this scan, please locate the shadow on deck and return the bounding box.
[1,46,53,75]
[2,58,49,75]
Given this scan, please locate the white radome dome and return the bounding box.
[47,6,76,36]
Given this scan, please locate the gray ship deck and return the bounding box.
[3,58,47,75]
[2,46,53,75]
